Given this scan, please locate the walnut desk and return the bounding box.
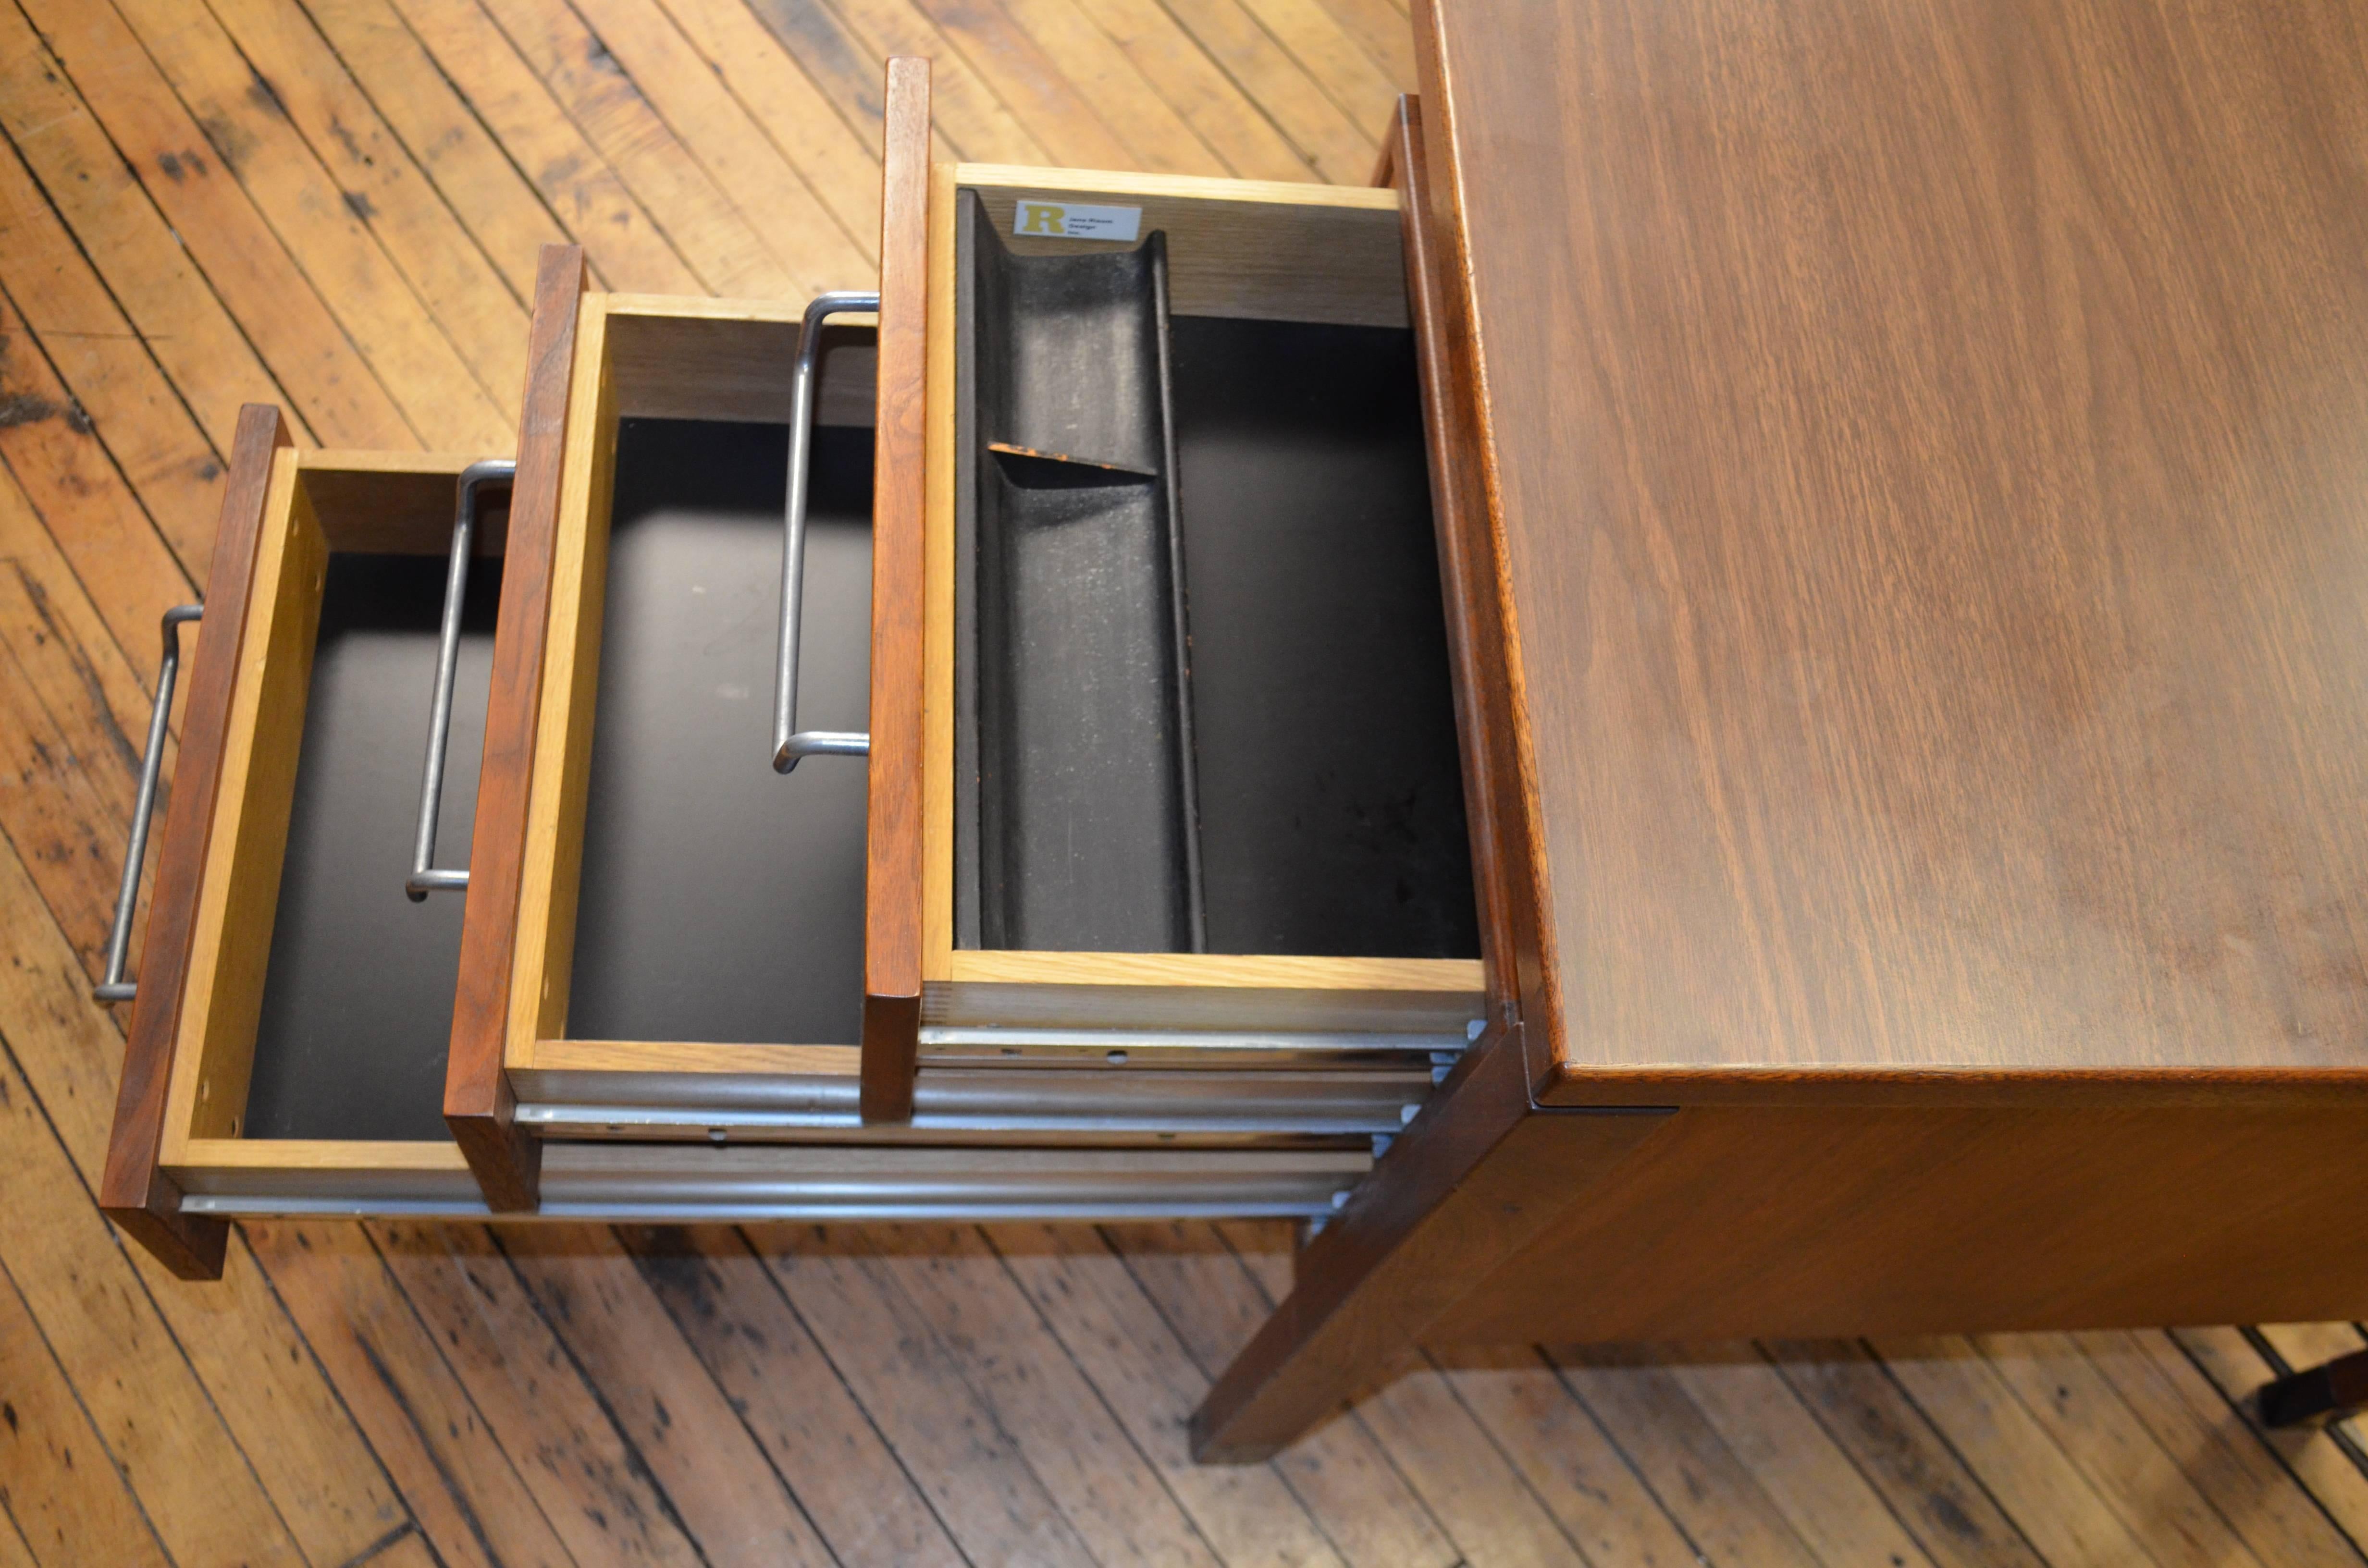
[1192,0,2368,1459]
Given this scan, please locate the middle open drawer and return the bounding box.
[499,288,1442,1145]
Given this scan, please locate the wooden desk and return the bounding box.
[1195,0,2368,1459]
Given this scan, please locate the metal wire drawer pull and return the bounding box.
[773,290,880,773]
[96,603,203,1003]
[407,458,516,899]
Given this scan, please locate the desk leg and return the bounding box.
[2259,1348,2368,1428]
[1189,1029,1669,1460]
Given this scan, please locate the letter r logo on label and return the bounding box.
[1017,202,1064,235]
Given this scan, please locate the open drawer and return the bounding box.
[95,65,1488,1264]
[496,287,1436,1149]
[493,66,1457,1152]
[98,434,504,1267]
[89,410,1379,1259]
[911,161,1488,1075]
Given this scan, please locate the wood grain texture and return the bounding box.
[1186,94,1546,1460]
[1389,93,1526,1027]
[1193,1024,1671,1460]
[296,451,513,557]
[863,56,931,1123]
[159,448,321,1153]
[1430,1103,2368,1346]
[99,403,287,1280]
[1424,0,2368,1082]
[922,158,960,985]
[445,245,586,1212]
[603,294,880,425]
[506,290,616,1077]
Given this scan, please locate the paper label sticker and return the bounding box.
[1011,199,1143,242]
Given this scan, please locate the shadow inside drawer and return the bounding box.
[954,191,1480,959]
[567,417,874,1046]
[245,551,500,1141]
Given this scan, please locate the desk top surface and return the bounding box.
[1422,0,2368,1079]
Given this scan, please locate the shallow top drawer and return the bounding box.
[914,161,1490,1064]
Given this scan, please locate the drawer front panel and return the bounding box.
[100,405,290,1278]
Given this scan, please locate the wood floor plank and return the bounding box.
[733,0,889,140]
[197,0,533,408]
[11,0,411,450]
[987,1222,1347,1568]
[357,1527,439,1568]
[1875,1336,2169,1567]
[0,841,422,1568]
[729,0,917,153]
[814,0,1055,164]
[986,0,1230,174]
[1435,1346,1702,1568]
[88,0,512,449]
[497,1224,840,1567]
[751,1224,1101,1568]
[0,1509,37,1568]
[1666,1344,1939,1568]
[1143,0,1375,181]
[0,486,156,965]
[0,349,180,753]
[645,0,885,244]
[0,1047,309,1568]
[469,0,797,295]
[1112,1221,1457,1568]
[624,1225,967,1568]
[905,0,1138,168]
[364,1220,710,1566]
[1357,1361,1591,1568]
[0,7,352,450]
[0,1262,172,1568]
[1545,1347,1817,1568]
[2174,1326,2368,1549]
[242,1219,571,1568]
[1063,0,1316,181]
[372,0,703,294]
[298,0,576,300]
[1764,1339,2049,1568]
[0,293,198,689]
[2077,1329,2367,1568]
[1231,0,1399,140]
[0,152,226,578]
[1208,1224,1557,1568]
[859,1223,1224,1568]
[1307,0,1415,91]
[565,0,876,290]
[1971,1332,2269,1568]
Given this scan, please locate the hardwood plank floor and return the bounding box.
[1,1,2365,1562]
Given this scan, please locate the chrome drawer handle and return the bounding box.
[97,603,203,1004]
[773,290,879,773]
[407,458,515,899]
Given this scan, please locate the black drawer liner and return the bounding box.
[956,192,1480,961]
[567,417,874,1048]
[962,194,1205,954]
[246,551,500,1142]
